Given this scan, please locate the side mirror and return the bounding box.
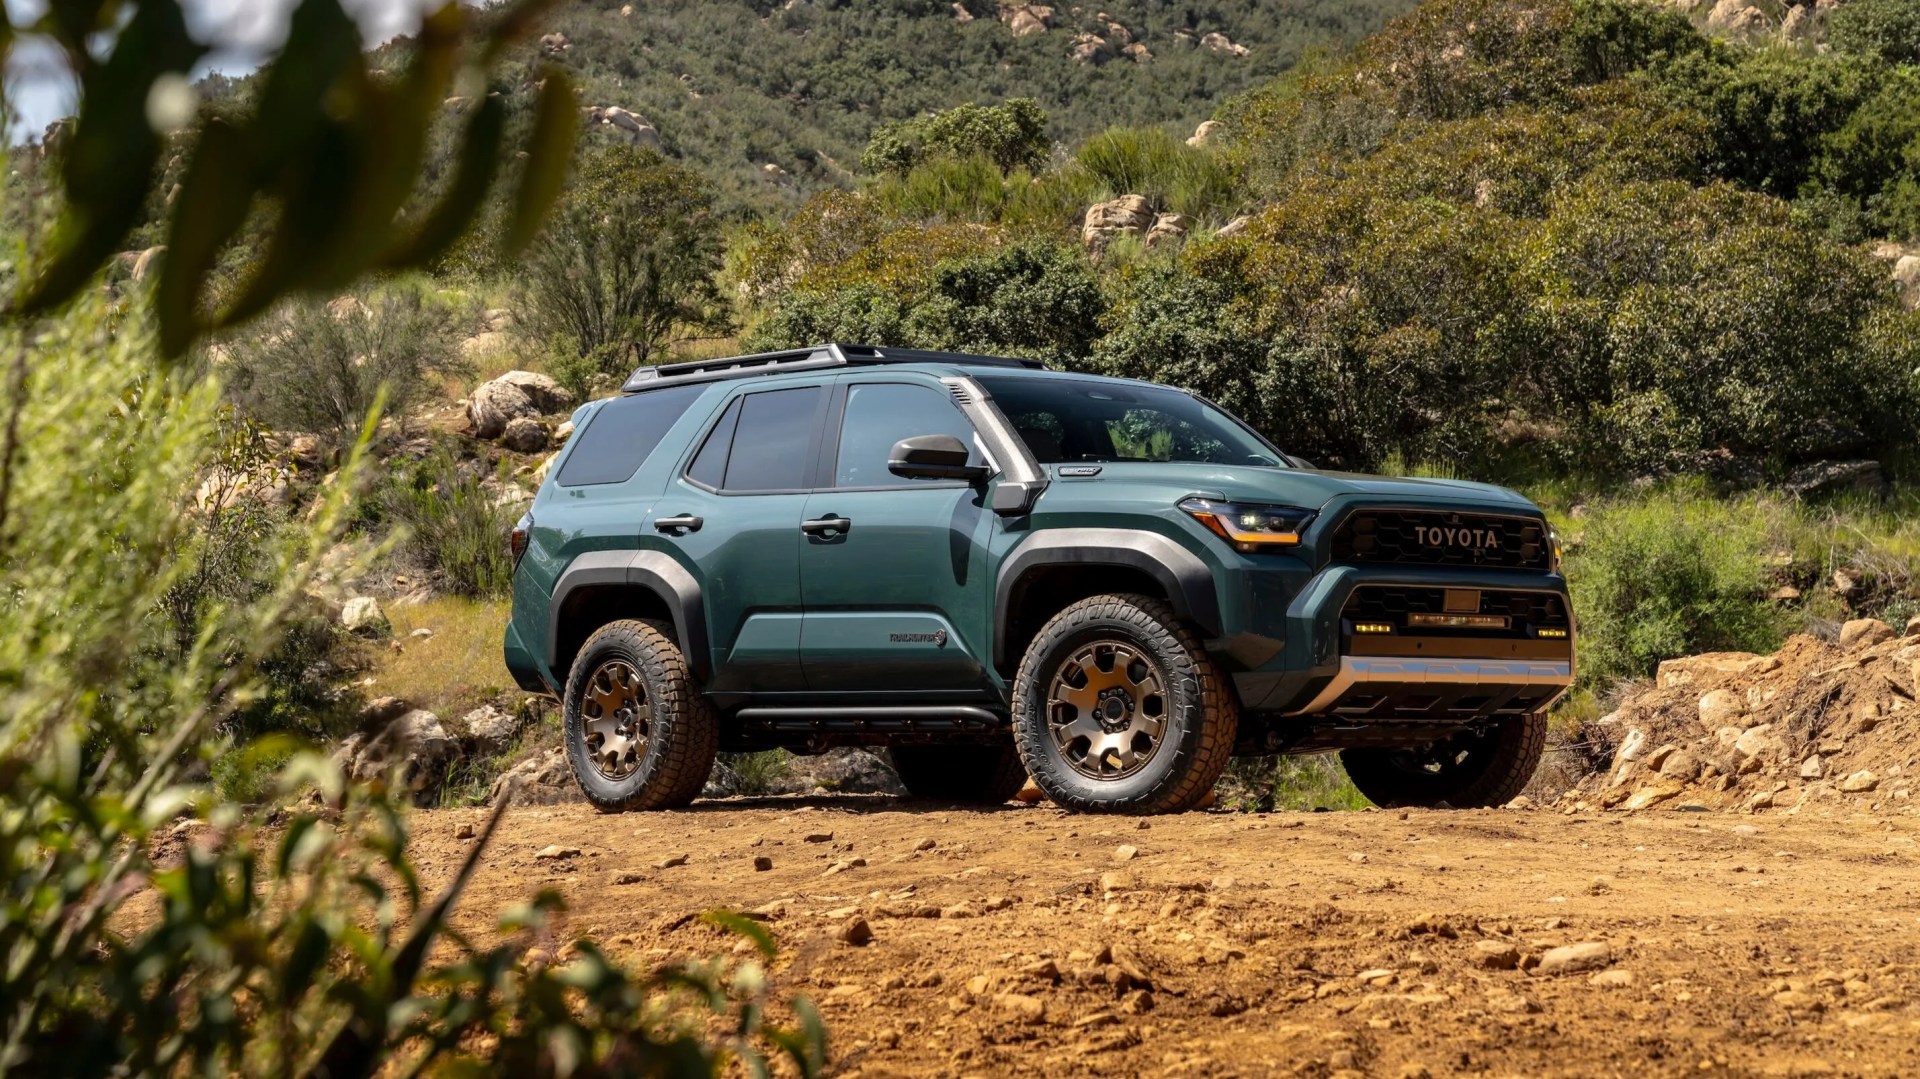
[1284,454,1318,470]
[888,434,989,482]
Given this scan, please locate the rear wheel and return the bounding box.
[1339,713,1546,808]
[1011,593,1236,814]
[889,744,1028,805]
[563,619,717,811]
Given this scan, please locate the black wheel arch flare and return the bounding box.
[992,527,1221,673]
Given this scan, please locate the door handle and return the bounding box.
[653,514,703,535]
[800,515,851,537]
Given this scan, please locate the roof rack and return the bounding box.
[621,343,1046,393]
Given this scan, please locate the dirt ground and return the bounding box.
[406,796,1920,1078]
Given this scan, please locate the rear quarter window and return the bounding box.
[555,384,705,487]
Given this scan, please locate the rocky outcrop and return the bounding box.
[456,704,524,754]
[952,2,974,22]
[1201,31,1249,57]
[998,2,1053,37]
[1891,254,1920,309]
[539,31,571,55]
[1070,32,1114,63]
[1122,42,1152,62]
[334,705,458,806]
[490,746,580,806]
[1187,120,1222,147]
[1081,194,1155,250]
[1705,0,1769,35]
[587,105,662,150]
[1145,212,1192,248]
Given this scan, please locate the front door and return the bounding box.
[652,382,828,695]
[799,377,997,696]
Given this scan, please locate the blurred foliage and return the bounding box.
[2,0,578,356]
[518,144,728,386]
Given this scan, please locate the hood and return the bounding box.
[1044,462,1539,514]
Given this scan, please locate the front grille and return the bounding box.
[1332,510,1550,570]
[1344,587,1569,634]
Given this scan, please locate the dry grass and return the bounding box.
[371,595,515,718]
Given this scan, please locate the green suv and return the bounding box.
[504,344,1573,814]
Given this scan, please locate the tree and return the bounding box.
[519,145,727,393]
[861,99,1051,175]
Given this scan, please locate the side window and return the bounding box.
[684,385,824,493]
[686,397,740,489]
[834,382,981,487]
[555,384,705,487]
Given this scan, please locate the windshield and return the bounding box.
[976,375,1285,467]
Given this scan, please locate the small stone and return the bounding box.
[455,822,476,840]
[1589,969,1636,988]
[656,852,689,869]
[994,992,1047,1024]
[1100,870,1136,897]
[1119,988,1153,1014]
[1840,770,1880,793]
[534,845,580,860]
[1473,941,1521,970]
[839,916,874,946]
[1800,756,1826,779]
[804,832,834,843]
[409,627,435,639]
[753,855,773,871]
[611,871,644,885]
[1113,844,1139,862]
[1537,941,1612,976]
[1839,618,1895,651]
[1485,987,1543,1014]
[915,837,937,851]
[1698,688,1746,730]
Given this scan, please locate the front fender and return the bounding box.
[992,527,1221,670]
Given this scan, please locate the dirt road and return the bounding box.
[409,797,1920,1078]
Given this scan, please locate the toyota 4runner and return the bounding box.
[504,344,1573,814]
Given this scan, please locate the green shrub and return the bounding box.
[1217,756,1370,812]
[383,450,520,598]
[221,283,470,444]
[1563,485,1786,683]
[1071,126,1238,220]
[1829,0,1920,65]
[862,98,1051,176]
[724,750,794,795]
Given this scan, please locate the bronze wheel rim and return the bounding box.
[582,659,649,780]
[1047,640,1167,780]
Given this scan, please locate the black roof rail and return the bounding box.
[621,343,1046,393]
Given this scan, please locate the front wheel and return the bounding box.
[1340,713,1547,808]
[1011,593,1237,814]
[563,619,717,811]
[889,744,1028,805]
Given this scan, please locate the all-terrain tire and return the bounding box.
[890,744,1028,805]
[1340,712,1547,809]
[563,618,718,812]
[1011,593,1237,814]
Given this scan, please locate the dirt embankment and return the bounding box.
[409,794,1920,1078]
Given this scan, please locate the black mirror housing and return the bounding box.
[888,434,989,482]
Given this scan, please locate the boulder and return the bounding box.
[1216,215,1252,238]
[340,596,391,638]
[952,2,974,22]
[552,420,576,446]
[1706,0,1769,35]
[1537,942,1612,976]
[469,371,574,439]
[334,709,458,805]
[1697,688,1747,731]
[1893,255,1920,308]
[1081,194,1155,249]
[778,748,905,795]
[1200,31,1249,57]
[490,747,581,806]
[1000,3,1053,36]
[539,31,570,55]
[498,370,574,413]
[1188,120,1223,147]
[1122,42,1152,62]
[500,415,550,453]
[1785,459,1884,500]
[1839,618,1895,651]
[600,105,663,150]
[1145,212,1192,248]
[1839,769,1879,793]
[283,433,324,470]
[1070,32,1114,63]
[1780,4,1817,40]
[458,704,522,753]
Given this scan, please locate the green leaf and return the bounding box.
[501,68,580,255]
[700,909,777,959]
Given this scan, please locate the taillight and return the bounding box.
[510,511,533,570]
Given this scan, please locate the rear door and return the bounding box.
[798,375,998,696]
[650,382,829,695]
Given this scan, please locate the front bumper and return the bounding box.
[1221,562,1574,718]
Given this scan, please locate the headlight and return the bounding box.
[1179,497,1316,551]
[1549,526,1563,573]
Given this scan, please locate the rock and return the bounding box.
[753,855,773,871]
[1121,41,1152,62]
[1216,215,1252,238]
[1734,724,1779,760]
[1771,585,1802,602]
[1839,770,1879,793]
[994,992,1047,1024]
[1657,749,1700,782]
[1472,941,1520,970]
[497,370,575,413]
[457,704,522,752]
[1081,194,1155,249]
[914,837,937,851]
[1788,459,1884,500]
[1012,779,1046,803]
[333,709,457,805]
[1658,652,1761,689]
[1706,0,1768,34]
[1698,688,1747,730]
[1000,3,1053,37]
[1113,844,1139,862]
[1200,31,1249,56]
[130,245,164,282]
[468,380,536,440]
[340,596,391,638]
[1839,618,1895,651]
[1800,755,1826,779]
[1145,212,1192,248]
[1894,255,1920,308]
[1187,120,1222,147]
[804,832,834,843]
[455,822,476,839]
[552,420,575,446]
[539,31,570,54]
[1485,987,1542,1014]
[839,916,874,946]
[1589,969,1636,988]
[599,105,663,150]
[489,747,579,806]
[409,626,435,640]
[500,415,550,453]
[534,844,580,860]
[326,294,370,321]
[1537,942,1612,976]
[780,748,904,794]
[1070,32,1113,62]
[951,1,973,21]
[1623,785,1680,811]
